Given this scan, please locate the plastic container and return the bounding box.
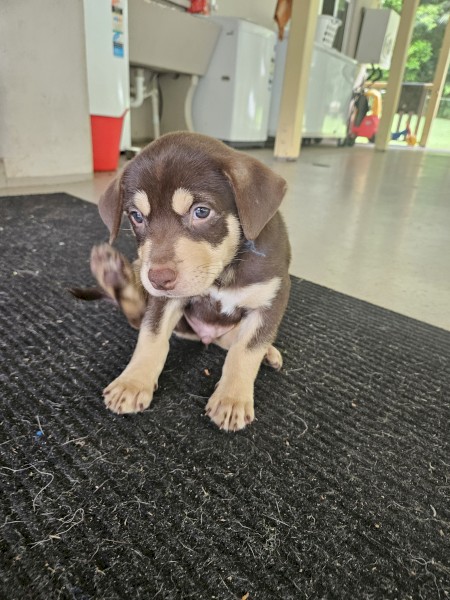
[90,113,125,171]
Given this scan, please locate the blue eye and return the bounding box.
[130,210,144,224]
[193,206,210,219]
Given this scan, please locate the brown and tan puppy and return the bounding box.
[76,132,291,431]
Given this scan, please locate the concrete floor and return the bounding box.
[1,143,449,331]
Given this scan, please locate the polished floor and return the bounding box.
[1,143,449,330]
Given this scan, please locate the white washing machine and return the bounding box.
[268,38,358,140]
[192,17,276,145]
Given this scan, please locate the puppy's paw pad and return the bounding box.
[103,378,153,414]
[90,244,133,294]
[206,392,254,432]
[264,345,283,370]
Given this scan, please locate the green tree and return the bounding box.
[383,0,449,84]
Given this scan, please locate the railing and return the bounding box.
[372,82,434,140]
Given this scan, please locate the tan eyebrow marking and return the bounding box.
[172,188,194,216]
[133,190,151,217]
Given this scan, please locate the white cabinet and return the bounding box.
[355,8,400,69]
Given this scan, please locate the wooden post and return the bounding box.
[419,16,450,147]
[375,0,419,152]
[274,0,320,160]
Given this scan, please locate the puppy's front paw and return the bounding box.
[205,388,254,432]
[103,375,156,414]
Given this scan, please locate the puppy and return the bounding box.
[75,132,291,431]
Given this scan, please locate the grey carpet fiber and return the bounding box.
[0,193,449,599]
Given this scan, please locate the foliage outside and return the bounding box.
[383,0,450,117]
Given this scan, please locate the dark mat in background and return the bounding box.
[0,193,449,600]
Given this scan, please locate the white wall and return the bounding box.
[0,0,93,184]
[214,0,277,31]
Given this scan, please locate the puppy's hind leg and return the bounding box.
[90,243,147,329]
[263,345,283,371]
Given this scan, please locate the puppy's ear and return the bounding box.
[98,175,124,243]
[224,155,287,241]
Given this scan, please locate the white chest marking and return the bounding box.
[209,277,282,315]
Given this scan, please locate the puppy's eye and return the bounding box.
[129,210,144,224]
[193,206,211,220]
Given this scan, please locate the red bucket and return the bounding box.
[90,113,125,172]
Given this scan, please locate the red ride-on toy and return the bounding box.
[343,67,383,146]
[346,88,382,145]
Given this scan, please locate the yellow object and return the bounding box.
[406,133,417,146]
[365,89,382,117]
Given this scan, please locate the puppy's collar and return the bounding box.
[243,239,266,258]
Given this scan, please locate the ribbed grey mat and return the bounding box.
[0,193,449,600]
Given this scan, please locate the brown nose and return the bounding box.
[148,267,177,291]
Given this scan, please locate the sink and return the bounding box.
[128,0,221,75]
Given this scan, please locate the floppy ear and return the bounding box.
[98,175,124,243]
[224,154,287,241]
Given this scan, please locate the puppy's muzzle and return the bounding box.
[148,267,177,291]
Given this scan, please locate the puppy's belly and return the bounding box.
[184,314,235,345]
[182,294,244,345]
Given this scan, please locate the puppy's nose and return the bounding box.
[148,267,177,291]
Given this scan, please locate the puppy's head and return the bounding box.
[99,132,287,298]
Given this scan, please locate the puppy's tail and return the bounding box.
[68,287,112,302]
